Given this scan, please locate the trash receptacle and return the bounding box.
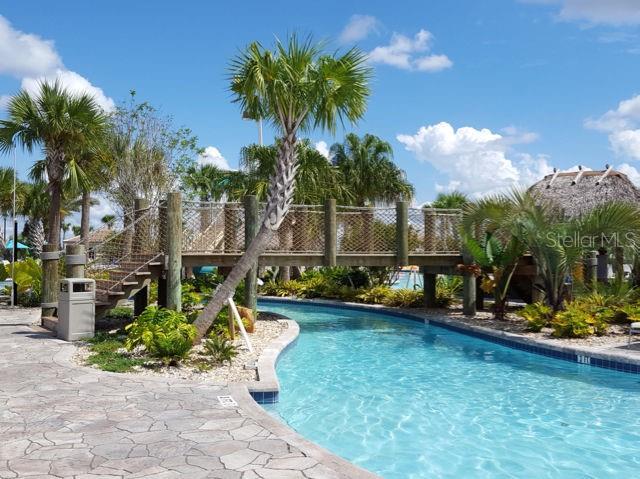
[58,278,95,341]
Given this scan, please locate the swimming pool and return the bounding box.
[259,299,640,479]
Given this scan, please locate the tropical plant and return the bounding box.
[518,302,554,332]
[435,275,463,307]
[203,334,238,364]
[193,35,371,340]
[0,81,108,247]
[0,167,22,244]
[551,301,609,338]
[125,306,196,362]
[101,214,116,228]
[330,133,413,206]
[356,285,391,304]
[430,191,469,209]
[462,191,531,319]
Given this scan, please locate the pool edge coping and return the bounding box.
[258,296,640,374]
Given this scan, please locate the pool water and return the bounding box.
[259,300,640,479]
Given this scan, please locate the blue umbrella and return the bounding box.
[4,239,29,249]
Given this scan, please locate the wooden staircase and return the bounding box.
[92,253,164,318]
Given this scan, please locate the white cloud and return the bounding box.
[0,95,10,110]
[339,15,380,43]
[586,94,640,160]
[0,15,62,78]
[368,29,453,73]
[520,0,640,26]
[198,146,231,170]
[315,141,330,159]
[0,15,114,112]
[397,121,551,196]
[618,162,640,186]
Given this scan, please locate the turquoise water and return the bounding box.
[259,300,640,479]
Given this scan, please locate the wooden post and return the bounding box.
[423,270,437,308]
[65,244,85,278]
[614,246,624,282]
[244,195,259,315]
[462,251,476,316]
[475,280,484,310]
[134,284,149,316]
[585,250,598,289]
[41,244,60,318]
[396,201,409,266]
[324,199,337,267]
[597,249,608,283]
[424,209,436,253]
[166,192,182,311]
[157,272,167,308]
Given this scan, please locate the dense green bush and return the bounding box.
[105,306,134,321]
[203,333,238,364]
[435,276,462,307]
[518,302,553,332]
[357,285,391,304]
[384,289,423,308]
[125,306,196,362]
[551,302,609,338]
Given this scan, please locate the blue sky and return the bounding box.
[2,0,640,209]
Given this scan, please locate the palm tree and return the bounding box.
[0,167,21,243]
[20,180,49,256]
[431,191,468,209]
[462,191,532,319]
[101,214,116,228]
[193,35,371,339]
[0,81,107,248]
[331,133,413,206]
[182,164,233,202]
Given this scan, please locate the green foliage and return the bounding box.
[435,276,462,308]
[105,306,133,321]
[518,302,554,332]
[125,306,196,362]
[181,283,203,311]
[0,258,42,306]
[85,332,145,373]
[551,302,609,338]
[384,289,424,308]
[149,280,158,303]
[203,334,238,364]
[357,285,391,304]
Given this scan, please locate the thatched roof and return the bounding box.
[63,229,114,248]
[528,168,640,218]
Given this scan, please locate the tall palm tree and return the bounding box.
[330,133,413,206]
[182,164,233,202]
[0,167,22,243]
[20,180,50,256]
[0,81,108,248]
[193,35,371,339]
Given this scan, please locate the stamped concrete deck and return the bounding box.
[0,307,376,479]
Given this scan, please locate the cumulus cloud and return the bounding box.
[368,29,453,72]
[0,15,114,112]
[520,0,640,26]
[314,141,330,159]
[586,94,640,160]
[618,162,640,186]
[397,122,552,196]
[198,146,231,170]
[339,15,380,43]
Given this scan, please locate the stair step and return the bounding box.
[108,270,152,281]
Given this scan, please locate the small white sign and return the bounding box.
[577,355,591,365]
[217,395,238,407]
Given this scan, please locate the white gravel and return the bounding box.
[74,318,287,383]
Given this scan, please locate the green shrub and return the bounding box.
[435,275,462,307]
[149,280,158,303]
[260,281,280,296]
[383,289,424,308]
[105,306,134,321]
[552,302,609,338]
[518,302,554,332]
[203,333,238,364]
[85,332,145,373]
[125,306,196,362]
[357,285,391,304]
[181,283,203,311]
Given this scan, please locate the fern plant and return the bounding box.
[204,334,238,364]
[125,306,196,362]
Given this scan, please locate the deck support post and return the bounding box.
[597,249,608,283]
[65,244,85,278]
[166,192,182,311]
[585,251,598,289]
[462,251,476,316]
[423,270,437,308]
[41,243,60,318]
[475,280,484,310]
[614,246,624,283]
[324,199,337,267]
[134,284,149,316]
[244,195,259,314]
[396,201,409,266]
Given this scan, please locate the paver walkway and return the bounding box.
[0,308,373,479]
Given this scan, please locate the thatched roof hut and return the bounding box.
[528,167,640,218]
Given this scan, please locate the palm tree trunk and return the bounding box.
[48,183,62,248]
[193,131,298,341]
[80,191,91,241]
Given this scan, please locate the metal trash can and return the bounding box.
[58,278,95,341]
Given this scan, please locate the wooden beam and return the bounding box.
[166,192,182,311]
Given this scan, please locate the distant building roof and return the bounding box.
[528,168,640,218]
[63,228,114,247]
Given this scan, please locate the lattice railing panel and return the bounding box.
[337,206,396,254]
[263,205,324,253]
[410,208,462,254]
[84,206,165,290]
[182,201,245,253]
